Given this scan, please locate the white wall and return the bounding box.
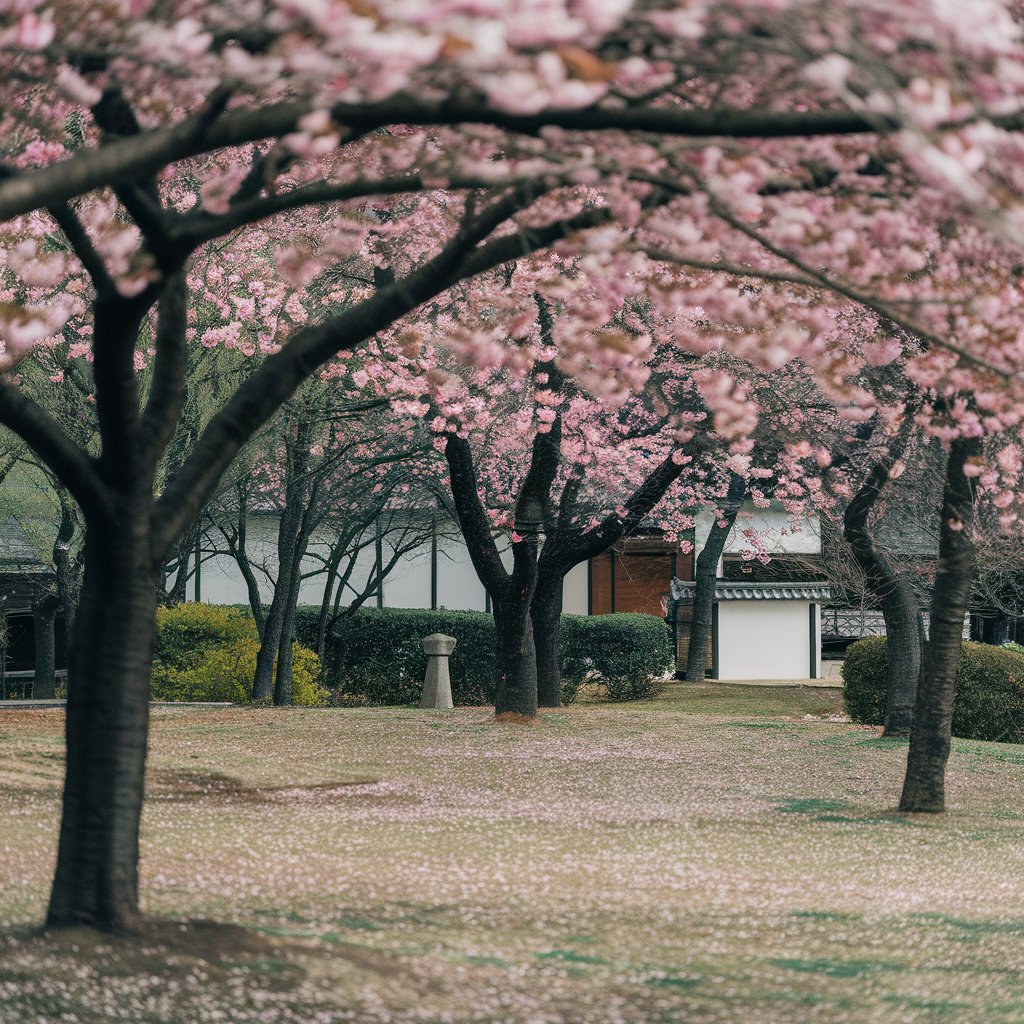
[191,516,610,618]
[562,562,588,614]
[195,517,380,609]
[193,517,493,613]
[436,535,488,611]
[717,600,816,680]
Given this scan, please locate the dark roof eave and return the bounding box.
[671,578,834,602]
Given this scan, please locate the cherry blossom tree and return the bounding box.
[4,0,1024,932]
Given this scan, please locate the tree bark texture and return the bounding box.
[899,436,981,813]
[492,594,539,716]
[46,505,157,929]
[253,490,305,700]
[532,574,563,707]
[273,550,305,706]
[52,491,81,679]
[686,476,745,682]
[444,401,561,718]
[842,424,921,737]
[31,593,60,700]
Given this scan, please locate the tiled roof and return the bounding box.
[671,579,834,602]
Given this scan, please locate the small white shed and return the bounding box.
[670,580,834,680]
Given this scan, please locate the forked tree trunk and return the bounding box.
[842,416,921,736]
[899,436,981,813]
[687,482,744,682]
[31,593,60,700]
[273,556,304,706]
[493,592,538,717]
[253,506,302,700]
[47,503,157,930]
[532,574,563,707]
[844,494,920,735]
[253,589,286,700]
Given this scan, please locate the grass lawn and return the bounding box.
[4,682,1024,1022]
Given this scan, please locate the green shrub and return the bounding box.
[154,603,253,670]
[840,636,889,725]
[317,607,672,706]
[323,608,497,706]
[842,637,1024,743]
[152,603,327,706]
[561,613,674,701]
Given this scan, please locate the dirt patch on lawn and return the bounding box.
[0,709,65,732]
[3,917,301,983]
[146,768,384,804]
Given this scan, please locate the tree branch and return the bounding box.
[150,190,612,558]
[5,93,1024,221]
[0,378,112,521]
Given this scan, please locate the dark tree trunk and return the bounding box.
[686,478,744,682]
[161,520,198,606]
[315,543,346,661]
[223,491,268,639]
[47,504,157,930]
[52,492,81,678]
[274,622,294,706]
[899,436,981,813]
[842,428,921,737]
[273,553,304,706]
[253,504,302,700]
[532,573,563,707]
[877,578,920,736]
[493,593,538,716]
[31,593,60,700]
[253,588,287,700]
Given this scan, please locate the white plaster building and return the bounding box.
[190,500,826,680]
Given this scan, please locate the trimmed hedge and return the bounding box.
[152,603,328,706]
[561,613,673,701]
[842,636,1024,743]
[320,608,497,706]
[305,606,674,706]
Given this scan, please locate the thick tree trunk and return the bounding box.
[878,578,920,736]
[31,593,60,700]
[532,573,563,707]
[686,489,743,681]
[274,625,294,706]
[844,473,921,737]
[47,507,157,930]
[253,590,286,700]
[842,417,922,736]
[273,555,304,706]
[899,437,981,813]
[493,594,538,717]
[253,507,302,700]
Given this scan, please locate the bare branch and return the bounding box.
[0,377,112,521]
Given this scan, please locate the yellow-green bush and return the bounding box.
[152,603,327,706]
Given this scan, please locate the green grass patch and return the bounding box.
[535,949,610,965]
[775,957,904,978]
[335,916,381,931]
[775,797,850,815]
[643,975,700,989]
